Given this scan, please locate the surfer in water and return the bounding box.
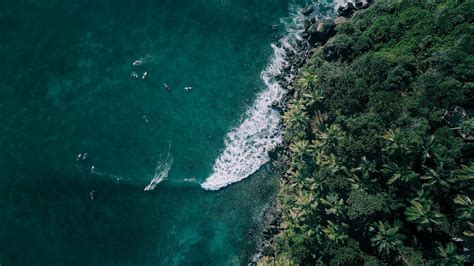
[163,83,170,92]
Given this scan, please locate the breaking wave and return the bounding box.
[201,5,307,191]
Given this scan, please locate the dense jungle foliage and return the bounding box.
[263,0,473,264]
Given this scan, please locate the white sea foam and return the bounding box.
[201,5,306,191]
[144,151,173,191]
[331,0,368,10]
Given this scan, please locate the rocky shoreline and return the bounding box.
[252,1,373,264]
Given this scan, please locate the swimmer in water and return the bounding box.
[90,190,96,200]
[91,165,95,174]
[76,153,87,161]
[142,71,148,79]
[163,83,170,92]
[142,115,149,123]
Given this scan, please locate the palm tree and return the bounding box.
[302,88,324,107]
[295,71,319,93]
[370,221,405,255]
[294,191,318,221]
[404,199,444,232]
[453,194,474,236]
[454,164,474,182]
[420,166,451,188]
[353,156,376,178]
[315,151,346,174]
[303,88,325,125]
[323,221,349,244]
[350,156,377,191]
[283,102,309,139]
[435,242,464,266]
[421,135,440,164]
[382,128,411,156]
[313,124,344,151]
[321,193,346,217]
[453,195,473,220]
[382,162,418,185]
[289,140,312,167]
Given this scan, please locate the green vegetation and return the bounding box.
[265,0,473,264]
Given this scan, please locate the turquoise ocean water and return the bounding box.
[0,0,343,265]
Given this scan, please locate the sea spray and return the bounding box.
[201,5,308,191]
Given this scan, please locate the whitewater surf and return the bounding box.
[201,5,307,191]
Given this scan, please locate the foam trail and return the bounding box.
[144,151,173,191]
[201,5,307,191]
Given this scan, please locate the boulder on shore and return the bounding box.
[338,2,355,17]
[334,16,348,26]
[305,19,336,45]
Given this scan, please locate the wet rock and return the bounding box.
[301,5,314,16]
[263,229,272,238]
[271,100,279,108]
[304,19,312,31]
[338,2,355,17]
[287,50,295,57]
[269,143,284,160]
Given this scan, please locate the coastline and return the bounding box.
[253,2,372,263]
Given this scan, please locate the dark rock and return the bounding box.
[355,0,364,9]
[310,17,317,24]
[278,81,288,88]
[270,225,279,234]
[304,19,311,31]
[263,229,272,237]
[270,217,279,226]
[269,143,284,159]
[301,5,314,16]
[271,100,279,108]
[261,244,275,257]
[338,2,355,17]
[306,19,336,45]
[361,0,372,9]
